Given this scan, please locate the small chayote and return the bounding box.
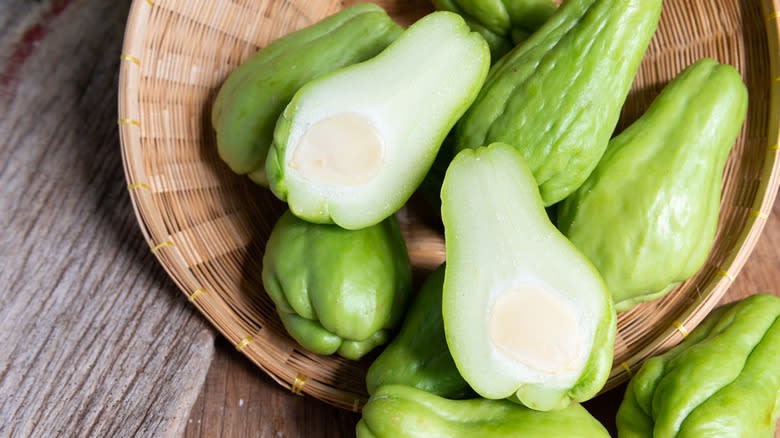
[261,210,411,360]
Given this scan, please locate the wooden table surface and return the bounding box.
[1,0,778,437]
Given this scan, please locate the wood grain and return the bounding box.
[184,337,359,438]
[0,1,216,436]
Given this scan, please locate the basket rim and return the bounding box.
[117,0,780,409]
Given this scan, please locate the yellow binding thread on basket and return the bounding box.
[188,288,207,302]
[621,362,633,378]
[352,399,361,413]
[151,240,174,253]
[127,182,150,191]
[235,336,253,351]
[120,54,141,66]
[145,0,155,6]
[118,118,140,127]
[770,143,780,150]
[750,210,770,220]
[766,11,780,23]
[672,321,689,337]
[717,269,735,282]
[291,374,308,395]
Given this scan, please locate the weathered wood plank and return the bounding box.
[0,1,216,436]
[184,338,359,438]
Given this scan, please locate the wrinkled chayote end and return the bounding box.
[616,294,780,438]
[366,264,475,399]
[441,143,615,411]
[454,0,662,206]
[267,11,489,230]
[261,210,411,360]
[431,0,556,60]
[557,58,748,312]
[357,385,612,438]
[211,4,402,186]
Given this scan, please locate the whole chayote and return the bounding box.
[366,264,474,399]
[616,294,780,438]
[357,385,611,438]
[557,58,748,312]
[453,0,662,205]
[261,210,411,360]
[431,0,556,59]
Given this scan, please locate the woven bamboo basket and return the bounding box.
[118,0,780,411]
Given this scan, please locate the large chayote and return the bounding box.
[431,0,556,59]
[261,211,411,360]
[211,4,402,186]
[366,264,474,399]
[453,0,662,205]
[557,58,748,312]
[616,294,780,438]
[441,143,615,411]
[357,385,611,438]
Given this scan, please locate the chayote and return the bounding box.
[431,0,556,60]
[211,4,402,186]
[366,264,474,399]
[453,0,661,205]
[357,384,611,438]
[441,143,615,411]
[267,11,489,230]
[557,58,748,312]
[616,294,780,438]
[261,210,411,360]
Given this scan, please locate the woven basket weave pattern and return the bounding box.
[119,0,780,411]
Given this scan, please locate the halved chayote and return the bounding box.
[441,143,615,411]
[267,11,489,230]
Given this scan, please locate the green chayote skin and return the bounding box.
[261,210,411,360]
[357,385,611,438]
[616,294,780,438]
[557,58,748,312]
[366,264,475,399]
[211,4,402,186]
[453,0,661,206]
[431,0,556,60]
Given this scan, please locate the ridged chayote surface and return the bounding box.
[616,294,780,438]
